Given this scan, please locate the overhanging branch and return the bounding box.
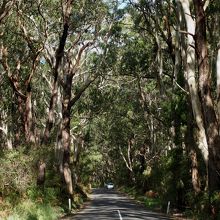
[70,77,97,107]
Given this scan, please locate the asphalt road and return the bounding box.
[64,188,171,220]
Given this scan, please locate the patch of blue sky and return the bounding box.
[118,0,127,9]
[40,57,46,64]
[103,0,129,9]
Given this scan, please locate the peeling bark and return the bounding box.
[179,0,208,166]
[193,0,220,192]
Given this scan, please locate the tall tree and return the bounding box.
[193,0,220,192]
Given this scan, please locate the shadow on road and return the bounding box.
[61,188,171,220]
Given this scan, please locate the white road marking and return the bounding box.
[117,210,123,220]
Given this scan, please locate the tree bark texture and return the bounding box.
[185,99,202,193]
[37,160,46,186]
[193,0,220,192]
[43,22,70,144]
[24,88,35,144]
[190,149,201,193]
[179,0,208,166]
[61,73,73,195]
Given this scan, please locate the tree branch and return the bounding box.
[70,77,97,107]
[0,126,7,135]
[72,41,94,72]
[119,146,133,172]
[0,46,26,100]
[0,0,15,24]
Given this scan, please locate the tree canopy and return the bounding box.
[0,0,220,219]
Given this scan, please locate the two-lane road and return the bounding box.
[62,188,171,220]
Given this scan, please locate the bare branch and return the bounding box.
[203,0,210,11]
[0,0,15,24]
[119,146,133,172]
[0,46,26,99]
[72,41,94,72]
[173,27,195,38]
[70,76,97,107]
[0,126,7,135]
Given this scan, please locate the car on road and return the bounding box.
[106,182,114,189]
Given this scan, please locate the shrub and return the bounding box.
[8,200,61,220]
[0,149,36,200]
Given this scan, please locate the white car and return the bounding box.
[106,182,114,189]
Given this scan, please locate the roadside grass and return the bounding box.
[141,196,161,210]
[0,187,64,220]
[118,186,162,211]
[118,187,194,219]
[0,185,89,219]
[0,148,90,219]
[7,200,62,220]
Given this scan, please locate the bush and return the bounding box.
[0,147,65,219]
[0,146,90,219]
[7,200,61,220]
[0,149,36,200]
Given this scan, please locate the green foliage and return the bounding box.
[7,199,61,220]
[149,148,191,210]
[0,149,36,199]
[27,187,60,206]
[1,0,220,219]
[80,146,104,185]
[0,144,90,218]
[143,197,161,210]
[120,186,162,211]
[120,37,155,77]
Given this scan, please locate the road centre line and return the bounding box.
[117,210,123,220]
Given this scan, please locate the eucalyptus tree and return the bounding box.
[121,2,205,210]
[208,2,220,120]
[176,0,220,196]
[0,1,20,149]
[78,9,173,188]
[0,0,115,195]
[1,2,34,145]
[125,0,177,161]
[132,0,220,196]
[38,0,118,195]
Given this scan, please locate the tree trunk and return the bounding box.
[190,149,201,193]
[185,111,201,193]
[43,83,58,143]
[1,47,36,145]
[155,33,165,95]
[193,0,220,192]
[0,110,13,150]
[14,95,24,146]
[176,1,202,193]
[119,140,135,183]
[43,21,70,144]
[179,0,208,166]
[24,87,35,144]
[217,43,220,121]
[72,135,84,185]
[60,73,73,195]
[37,160,46,187]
